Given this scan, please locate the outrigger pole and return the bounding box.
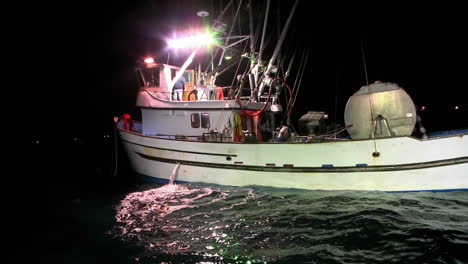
[256,0,299,98]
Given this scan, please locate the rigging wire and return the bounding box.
[361,39,379,156]
[276,47,295,110]
[278,40,292,81]
[263,0,298,78]
[275,0,286,77]
[257,0,271,65]
[208,0,299,134]
[252,7,263,53]
[281,47,308,128]
[285,47,305,114]
[204,0,233,73]
[238,0,265,99]
[237,0,243,35]
[290,49,305,95]
[214,40,250,130]
[291,47,309,107]
[248,0,255,54]
[209,0,247,131]
[229,40,250,89]
[284,48,296,81]
[255,0,298,99]
[218,0,244,67]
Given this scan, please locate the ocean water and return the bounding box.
[74,182,468,264]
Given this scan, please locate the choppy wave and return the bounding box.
[110,184,468,264]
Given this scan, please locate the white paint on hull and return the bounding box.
[119,129,468,192]
[136,160,467,192]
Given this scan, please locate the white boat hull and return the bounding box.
[119,129,468,192]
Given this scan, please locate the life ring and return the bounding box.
[188,90,198,101]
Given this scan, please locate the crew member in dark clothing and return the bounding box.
[173,75,186,101]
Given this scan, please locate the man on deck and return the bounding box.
[173,75,186,101]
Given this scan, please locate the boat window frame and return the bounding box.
[201,113,210,128]
[191,113,200,128]
[140,67,161,87]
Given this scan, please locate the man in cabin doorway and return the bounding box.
[173,75,186,101]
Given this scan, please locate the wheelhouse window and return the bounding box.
[191,113,200,128]
[140,67,160,87]
[171,68,177,80]
[171,69,193,82]
[183,71,193,82]
[201,113,210,128]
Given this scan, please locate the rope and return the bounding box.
[307,124,352,140]
[236,81,273,117]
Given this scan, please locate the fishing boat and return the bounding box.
[115,0,468,192]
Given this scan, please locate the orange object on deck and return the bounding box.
[216,87,224,100]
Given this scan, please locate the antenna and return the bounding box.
[361,39,380,157]
[361,40,370,87]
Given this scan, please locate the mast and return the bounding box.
[256,0,299,98]
[257,0,271,66]
[248,0,255,55]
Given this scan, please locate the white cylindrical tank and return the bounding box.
[344,82,416,139]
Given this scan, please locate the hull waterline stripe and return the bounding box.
[135,152,468,173]
[121,139,237,157]
[140,174,468,193]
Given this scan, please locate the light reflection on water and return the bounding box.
[113,184,264,263]
[110,183,468,264]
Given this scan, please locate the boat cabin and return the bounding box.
[133,60,276,143]
[135,60,224,102]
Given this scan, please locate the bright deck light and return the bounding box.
[167,33,214,49]
[197,10,209,17]
[144,57,155,64]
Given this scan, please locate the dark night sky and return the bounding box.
[27,0,468,140]
[95,2,465,127]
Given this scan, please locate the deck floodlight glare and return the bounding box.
[167,33,214,49]
[144,57,155,64]
[197,10,209,17]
